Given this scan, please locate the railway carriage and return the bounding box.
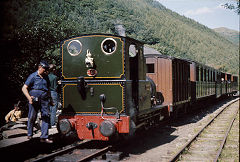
[232,75,239,94]
[190,62,217,100]
[145,54,191,115]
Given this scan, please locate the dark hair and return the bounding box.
[49,64,56,72]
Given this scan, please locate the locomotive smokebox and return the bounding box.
[99,120,116,137]
[58,118,75,135]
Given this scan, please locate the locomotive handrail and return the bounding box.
[60,79,127,84]
[100,101,121,121]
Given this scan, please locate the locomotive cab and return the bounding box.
[58,34,151,141]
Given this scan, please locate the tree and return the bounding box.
[1,0,239,101]
[223,1,240,15]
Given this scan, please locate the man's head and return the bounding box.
[49,64,56,73]
[38,60,49,75]
[14,104,19,110]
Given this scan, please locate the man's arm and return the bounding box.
[15,111,22,119]
[5,110,12,123]
[22,84,33,104]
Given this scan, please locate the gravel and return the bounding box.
[120,98,239,162]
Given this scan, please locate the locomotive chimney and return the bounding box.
[115,23,126,37]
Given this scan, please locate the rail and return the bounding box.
[168,98,239,162]
[33,140,91,162]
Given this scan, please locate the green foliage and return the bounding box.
[1,0,239,96]
[223,1,240,15]
[214,27,239,45]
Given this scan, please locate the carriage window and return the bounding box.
[200,68,203,81]
[210,70,212,82]
[196,67,199,81]
[206,69,209,81]
[233,76,238,83]
[203,69,206,81]
[213,71,216,82]
[147,64,155,73]
[227,74,231,81]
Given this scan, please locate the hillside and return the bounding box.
[213,27,239,45]
[1,0,239,78]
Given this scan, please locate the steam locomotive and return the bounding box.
[57,34,238,141]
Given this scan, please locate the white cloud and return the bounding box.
[184,2,228,16]
[184,7,214,16]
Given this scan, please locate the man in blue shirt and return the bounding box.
[22,60,53,143]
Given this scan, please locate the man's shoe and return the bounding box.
[27,136,33,140]
[40,138,53,144]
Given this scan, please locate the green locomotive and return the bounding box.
[58,34,166,141]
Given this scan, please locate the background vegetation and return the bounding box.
[213,27,239,45]
[0,0,239,123]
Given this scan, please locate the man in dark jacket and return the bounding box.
[48,64,58,127]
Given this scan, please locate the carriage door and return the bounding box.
[129,44,139,110]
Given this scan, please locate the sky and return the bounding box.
[156,0,239,31]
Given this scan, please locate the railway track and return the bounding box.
[27,98,238,162]
[169,98,239,162]
[218,108,239,161]
[31,140,111,162]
